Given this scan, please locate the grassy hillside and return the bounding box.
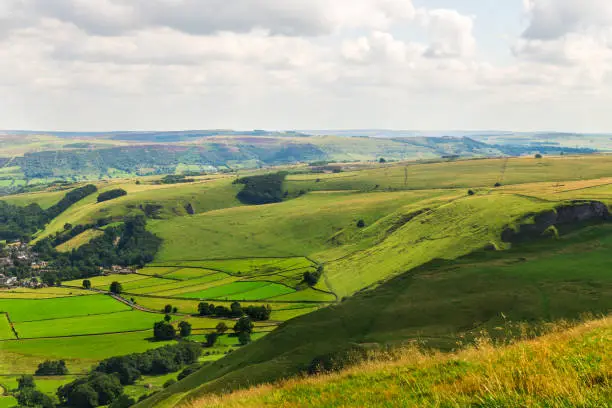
[141,222,612,407]
[184,317,611,408]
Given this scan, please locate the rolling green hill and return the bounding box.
[2,154,612,408]
[140,222,612,407]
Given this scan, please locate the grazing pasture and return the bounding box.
[0,313,15,340]
[13,310,165,339]
[0,295,130,322]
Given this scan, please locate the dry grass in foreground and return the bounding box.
[185,317,611,408]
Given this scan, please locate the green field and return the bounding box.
[178,281,294,301]
[0,287,93,299]
[0,313,15,340]
[13,310,167,339]
[0,295,130,323]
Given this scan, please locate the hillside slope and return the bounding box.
[140,221,612,407]
[185,316,611,408]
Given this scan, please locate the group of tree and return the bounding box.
[163,304,178,314]
[34,215,162,281]
[303,265,324,286]
[45,217,114,249]
[159,175,194,184]
[0,201,47,241]
[205,316,254,347]
[198,301,271,321]
[57,342,202,407]
[153,319,191,341]
[233,172,288,205]
[35,360,69,376]
[15,375,55,408]
[97,189,128,203]
[45,184,98,220]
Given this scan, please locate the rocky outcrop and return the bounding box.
[502,201,610,243]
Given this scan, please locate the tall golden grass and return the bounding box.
[184,316,610,407]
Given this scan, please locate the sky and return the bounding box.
[1,0,612,132]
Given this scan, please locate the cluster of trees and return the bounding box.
[57,342,202,407]
[233,172,288,205]
[205,316,254,347]
[159,175,194,184]
[15,375,55,408]
[0,184,98,242]
[0,201,47,241]
[198,301,271,321]
[35,360,68,376]
[97,189,127,203]
[303,265,324,286]
[46,184,98,220]
[35,216,162,281]
[153,319,192,340]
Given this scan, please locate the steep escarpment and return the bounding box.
[502,201,610,243]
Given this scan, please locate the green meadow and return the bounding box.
[0,295,130,322]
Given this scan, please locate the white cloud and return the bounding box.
[420,9,476,59]
[1,0,612,131]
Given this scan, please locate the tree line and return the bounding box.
[197,301,271,321]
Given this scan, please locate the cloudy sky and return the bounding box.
[2,0,612,132]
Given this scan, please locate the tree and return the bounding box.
[230,301,243,317]
[238,331,251,345]
[215,322,228,334]
[163,379,176,388]
[66,383,99,408]
[17,388,55,408]
[17,375,35,390]
[178,321,192,338]
[164,314,172,322]
[198,302,211,316]
[109,394,135,408]
[82,280,91,289]
[109,281,122,294]
[35,360,68,376]
[205,332,218,347]
[494,182,502,187]
[163,304,172,314]
[467,189,475,196]
[379,158,386,163]
[535,153,543,159]
[172,307,178,313]
[356,219,366,228]
[64,223,73,231]
[88,372,123,405]
[153,321,176,341]
[233,316,254,335]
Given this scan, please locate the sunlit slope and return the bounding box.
[285,155,612,192]
[140,222,612,408]
[185,317,611,408]
[33,177,241,241]
[149,190,455,261]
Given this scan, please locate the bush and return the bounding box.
[238,332,251,345]
[109,281,123,294]
[154,321,176,340]
[467,190,475,196]
[307,346,369,375]
[162,379,176,388]
[178,321,192,338]
[205,333,219,347]
[17,387,55,408]
[177,364,201,381]
[109,394,136,408]
[535,154,543,159]
[234,172,288,205]
[35,360,68,376]
[356,219,366,228]
[97,189,127,203]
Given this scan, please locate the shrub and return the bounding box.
[35,360,68,376]
[356,219,366,228]
[307,346,369,375]
[153,321,176,341]
[97,189,127,203]
[535,154,543,159]
[467,190,475,196]
[163,379,176,388]
[109,281,123,294]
